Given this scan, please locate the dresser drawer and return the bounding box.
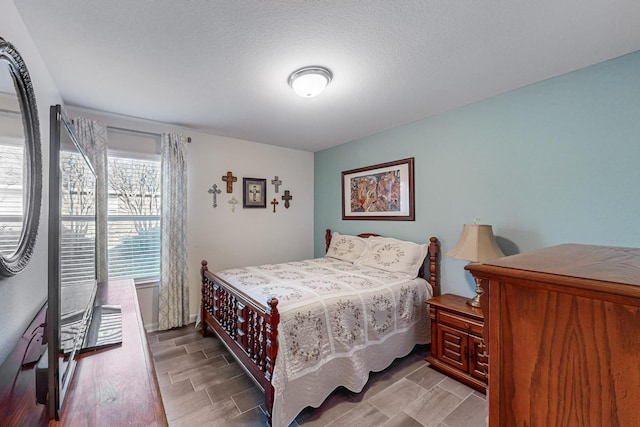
[437,311,483,336]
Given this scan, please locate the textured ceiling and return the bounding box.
[14,0,640,152]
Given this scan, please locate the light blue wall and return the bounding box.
[314,51,640,298]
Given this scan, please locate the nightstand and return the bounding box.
[426,294,487,393]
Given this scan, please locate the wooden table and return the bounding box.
[0,279,167,426]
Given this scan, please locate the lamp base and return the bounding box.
[466,295,482,308]
[466,277,484,308]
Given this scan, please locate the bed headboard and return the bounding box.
[324,229,440,296]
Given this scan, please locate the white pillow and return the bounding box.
[356,236,428,278]
[325,232,368,263]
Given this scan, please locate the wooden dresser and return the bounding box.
[0,279,167,426]
[466,244,640,427]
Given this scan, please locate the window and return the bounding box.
[107,156,161,281]
[0,140,24,256]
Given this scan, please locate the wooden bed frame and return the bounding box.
[200,229,440,425]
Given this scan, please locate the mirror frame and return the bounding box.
[0,37,42,277]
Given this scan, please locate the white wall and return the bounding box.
[66,107,315,331]
[188,130,315,307]
[0,0,62,364]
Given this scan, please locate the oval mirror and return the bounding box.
[0,38,42,277]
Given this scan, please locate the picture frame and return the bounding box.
[342,157,415,221]
[243,178,267,208]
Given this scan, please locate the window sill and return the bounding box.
[134,277,159,289]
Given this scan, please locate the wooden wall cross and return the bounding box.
[222,171,237,193]
[208,184,222,207]
[270,198,279,213]
[281,190,293,209]
[271,176,282,193]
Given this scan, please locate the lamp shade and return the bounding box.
[288,66,332,98]
[446,224,504,262]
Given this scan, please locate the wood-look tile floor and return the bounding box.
[148,324,487,427]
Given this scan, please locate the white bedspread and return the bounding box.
[216,257,433,427]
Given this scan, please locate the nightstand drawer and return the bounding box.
[437,311,483,336]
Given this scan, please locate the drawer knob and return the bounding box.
[464,323,470,329]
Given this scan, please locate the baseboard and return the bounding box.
[144,313,198,333]
[145,322,159,333]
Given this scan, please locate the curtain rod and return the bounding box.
[107,125,192,143]
[70,119,192,143]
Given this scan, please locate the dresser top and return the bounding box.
[480,244,640,286]
[465,244,640,304]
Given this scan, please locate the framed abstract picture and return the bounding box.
[243,177,267,208]
[342,157,415,221]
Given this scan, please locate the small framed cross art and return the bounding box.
[243,178,267,208]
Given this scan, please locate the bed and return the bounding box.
[200,229,440,427]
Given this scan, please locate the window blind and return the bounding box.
[107,157,161,281]
[0,142,24,256]
[60,219,96,285]
[60,150,97,286]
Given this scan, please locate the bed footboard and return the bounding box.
[200,260,279,424]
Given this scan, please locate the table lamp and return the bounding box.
[447,223,504,307]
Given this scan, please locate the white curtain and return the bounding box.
[73,117,108,282]
[158,133,189,330]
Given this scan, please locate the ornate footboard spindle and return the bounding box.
[223,290,231,335]
[228,293,237,338]
[264,297,279,380]
[247,310,255,357]
[264,297,279,425]
[256,315,264,368]
[200,260,210,335]
[218,286,226,328]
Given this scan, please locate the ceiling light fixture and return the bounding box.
[288,66,332,98]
